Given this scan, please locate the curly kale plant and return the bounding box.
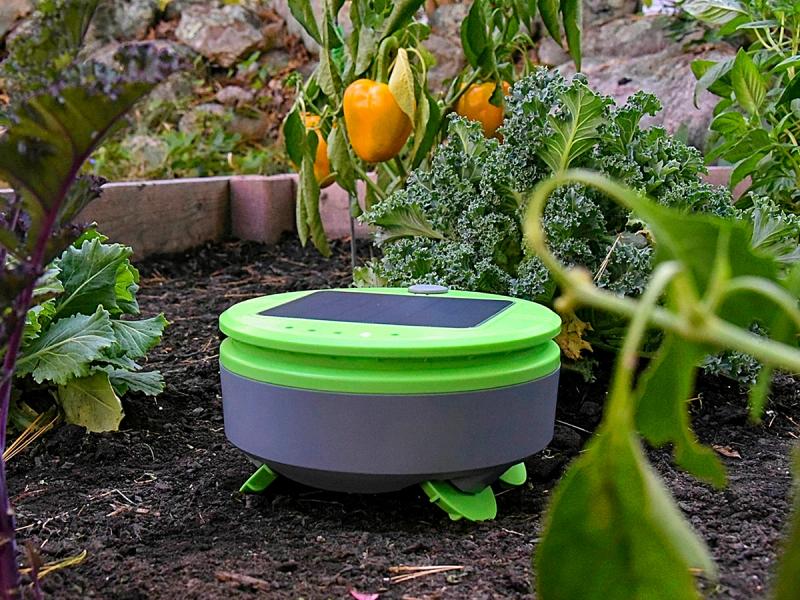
[359,69,736,367]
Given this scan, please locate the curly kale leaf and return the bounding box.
[362,68,741,368]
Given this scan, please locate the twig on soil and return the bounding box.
[216,571,271,592]
[388,565,464,584]
[555,419,592,435]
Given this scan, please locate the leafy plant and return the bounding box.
[283,0,581,256]
[358,70,736,369]
[523,168,800,600]
[12,231,166,434]
[685,0,800,211]
[0,0,177,594]
[87,99,291,181]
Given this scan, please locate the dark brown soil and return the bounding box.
[8,237,800,599]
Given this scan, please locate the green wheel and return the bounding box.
[499,462,527,487]
[240,464,278,494]
[421,480,497,522]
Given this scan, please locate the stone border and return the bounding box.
[0,168,743,259]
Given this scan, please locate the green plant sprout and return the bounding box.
[524,169,800,599]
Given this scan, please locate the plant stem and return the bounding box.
[353,165,385,201]
[606,261,681,426]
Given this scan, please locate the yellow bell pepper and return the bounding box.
[455,82,511,138]
[343,79,413,163]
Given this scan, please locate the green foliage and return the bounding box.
[0,0,99,99]
[14,233,167,433]
[685,0,800,211]
[0,2,177,589]
[359,70,736,364]
[285,0,582,255]
[88,99,290,181]
[523,169,800,599]
[775,446,800,600]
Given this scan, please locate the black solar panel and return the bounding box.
[259,291,512,328]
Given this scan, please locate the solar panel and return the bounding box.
[259,291,512,328]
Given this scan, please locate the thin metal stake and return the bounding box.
[350,194,358,272]
[349,214,357,272]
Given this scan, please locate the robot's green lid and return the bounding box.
[219,287,561,359]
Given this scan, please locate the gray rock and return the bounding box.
[90,0,159,41]
[215,86,255,106]
[425,3,470,91]
[165,0,222,20]
[175,4,264,67]
[0,0,31,39]
[585,0,641,24]
[555,15,734,149]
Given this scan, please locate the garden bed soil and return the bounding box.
[8,237,800,599]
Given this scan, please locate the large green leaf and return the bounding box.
[683,0,747,25]
[636,335,726,486]
[381,0,426,38]
[299,136,330,256]
[461,1,488,69]
[536,428,715,600]
[54,238,134,317]
[115,262,140,315]
[98,367,165,397]
[540,82,606,173]
[372,204,445,245]
[58,372,123,432]
[287,0,322,44]
[775,446,800,600]
[283,108,307,167]
[538,0,562,47]
[731,49,766,115]
[16,307,115,385]
[111,315,168,359]
[560,0,582,71]
[778,74,800,106]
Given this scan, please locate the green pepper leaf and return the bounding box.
[731,49,766,115]
[461,1,488,69]
[778,73,800,106]
[538,0,563,47]
[284,108,307,168]
[328,124,356,194]
[775,445,800,600]
[560,0,582,71]
[536,428,715,600]
[287,0,322,45]
[636,335,726,486]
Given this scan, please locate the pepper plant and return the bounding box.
[284,0,582,256]
[685,0,800,211]
[0,1,178,594]
[523,169,800,599]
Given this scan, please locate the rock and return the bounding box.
[425,2,469,91]
[175,4,265,67]
[178,103,227,133]
[215,86,255,106]
[0,0,31,39]
[90,0,159,41]
[584,0,640,24]
[165,0,222,20]
[555,15,735,149]
[230,112,273,141]
[86,39,192,67]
